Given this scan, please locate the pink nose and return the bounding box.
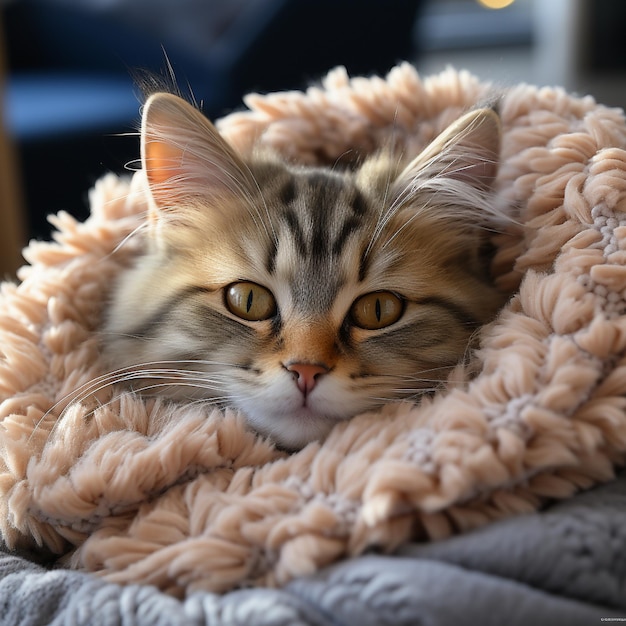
[286,362,329,395]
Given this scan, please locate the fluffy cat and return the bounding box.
[103,92,507,450]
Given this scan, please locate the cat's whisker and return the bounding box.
[330,149,356,171]
[366,365,456,381]
[28,360,237,441]
[29,370,139,439]
[364,136,407,261]
[365,178,403,260]
[387,380,453,388]
[379,195,437,252]
[38,376,232,442]
[107,220,150,257]
[76,385,230,423]
[115,380,228,397]
[239,163,279,248]
[124,157,142,172]
[369,138,419,231]
[401,382,440,393]
[362,389,439,404]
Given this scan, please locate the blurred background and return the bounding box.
[0,0,625,276]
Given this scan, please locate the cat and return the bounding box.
[102,91,507,450]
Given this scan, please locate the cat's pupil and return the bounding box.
[246,289,253,313]
[375,298,381,322]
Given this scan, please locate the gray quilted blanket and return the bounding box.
[2,471,625,625]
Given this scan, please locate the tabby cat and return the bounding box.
[103,92,506,450]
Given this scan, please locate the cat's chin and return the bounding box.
[232,378,372,450]
[240,405,346,451]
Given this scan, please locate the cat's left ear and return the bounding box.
[393,107,501,198]
[141,92,254,217]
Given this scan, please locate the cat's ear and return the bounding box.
[392,108,501,219]
[141,92,253,214]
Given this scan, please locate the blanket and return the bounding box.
[2,64,626,601]
[2,471,626,624]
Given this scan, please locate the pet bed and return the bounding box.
[2,64,626,623]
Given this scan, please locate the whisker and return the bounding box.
[124,157,142,172]
[364,149,405,261]
[239,162,279,248]
[107,220,150,257]
[77,385,230,423]
[362,389,440,404]
[28,360,238,441]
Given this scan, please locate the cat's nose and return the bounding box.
[286,362,329,396]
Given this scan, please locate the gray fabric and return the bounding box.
[2,473,626,625]
[398,473,626,612]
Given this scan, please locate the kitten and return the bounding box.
[103,92,506,450]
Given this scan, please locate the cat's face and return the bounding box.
[103,93,505,450]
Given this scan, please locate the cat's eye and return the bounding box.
[225,282,277,321]
[350,291,404,330]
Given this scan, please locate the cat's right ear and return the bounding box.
[388,107,502,231]
[394,107,501,194]
[141,93,254,218]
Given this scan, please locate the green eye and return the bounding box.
[351,291,404,330]
[225,282,277,321]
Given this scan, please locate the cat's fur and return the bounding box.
[103,92,507,450]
